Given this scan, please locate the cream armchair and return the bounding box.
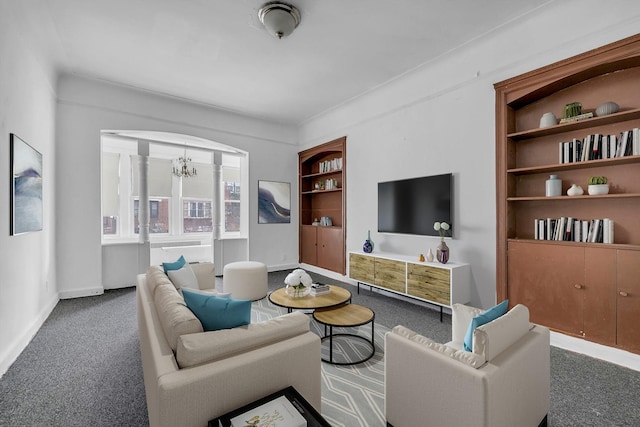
[385,304,550,427]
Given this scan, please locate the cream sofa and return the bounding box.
[385,304,550,427]
[137,264,321,427]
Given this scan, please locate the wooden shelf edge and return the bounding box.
[507,238,640,251]
[301,188,342,195]
[301,169,343,179]
[507,155,640,175]
[507,108,640,140]
[507,193,640,201]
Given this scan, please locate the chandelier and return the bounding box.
[172,151,197,178]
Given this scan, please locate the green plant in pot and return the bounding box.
[587,176,609,195]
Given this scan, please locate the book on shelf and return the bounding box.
[557,127,640,165]
[318,158,343,174]
[229,395,307,427]
[534,217,614,244]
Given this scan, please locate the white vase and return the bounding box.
[426,248,434,262]
[567,184,584,196]
[545,175,562,197]
[539,112,557,128]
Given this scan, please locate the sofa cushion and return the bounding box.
[473,304,531,361]
[191,262,215,290]
[182,289,251,332]
[154,283,203,351]
[464,299,508,352]
[167,263,199,291]
[176,311,311,368]
[391,325,485,368]
[163,255,186,274]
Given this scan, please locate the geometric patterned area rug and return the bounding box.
[252,297,388,427]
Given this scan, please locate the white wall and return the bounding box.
[56,75,300,298]
[0,3,59,375]
[299,0,640,309]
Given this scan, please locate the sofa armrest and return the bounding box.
[155,332,321,427]
[176,311,310,368]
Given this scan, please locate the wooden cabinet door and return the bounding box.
[300,226,317,265]
[584,247,616,346]
[617,250,640,351]
[508,241,584,336]
[407,263,451,305]
[349,253,375,283]
[374,258,406,293]
[317,227,344,273]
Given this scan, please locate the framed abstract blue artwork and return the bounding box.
[258,180,290,224]
[10,134,43,235]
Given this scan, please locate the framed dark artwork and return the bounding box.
[10,134,43,235]
[258,180,290,224]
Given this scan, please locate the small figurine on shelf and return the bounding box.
[418,253,425,262]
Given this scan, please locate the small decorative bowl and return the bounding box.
[595,101,619,117]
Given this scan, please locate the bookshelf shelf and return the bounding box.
[495,34,640,354]
[507,108,640,140]
[507,193,640,201]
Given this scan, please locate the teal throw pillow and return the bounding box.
[463,300,509,352]
[163,255,186,274]
[182,289,251,331]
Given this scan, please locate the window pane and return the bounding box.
[225,202,240,232]
[134,198,170,234]
[103,216,118,235]
[183,199,213,233]
[223,170,241,233]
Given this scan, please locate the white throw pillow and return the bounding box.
[167,263,199,290]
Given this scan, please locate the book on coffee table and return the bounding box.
[229,395,306,427]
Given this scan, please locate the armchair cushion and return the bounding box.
[464,300,508,351]
[473,304,531,361]
[451,303,483,345]
[391,326,486,368]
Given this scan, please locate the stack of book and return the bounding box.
[310,283,331,296]
[534,217,614,244]
[318,157,343,173]
[558,128,639,164]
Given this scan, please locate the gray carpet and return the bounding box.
[1,271,639,426]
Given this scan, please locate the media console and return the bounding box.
[348,251,470,321]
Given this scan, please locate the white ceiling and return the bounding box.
[15,0,549,125]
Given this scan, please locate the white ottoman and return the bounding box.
[222,261,268,301]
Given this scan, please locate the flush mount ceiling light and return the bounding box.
[258,2,301,39]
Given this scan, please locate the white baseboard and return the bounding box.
[0,294,59,378]
[550,331,640,372]
[58,286,104,299]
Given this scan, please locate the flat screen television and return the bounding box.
[378,173,452,237]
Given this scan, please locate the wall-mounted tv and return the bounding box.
[378,173,452,237]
